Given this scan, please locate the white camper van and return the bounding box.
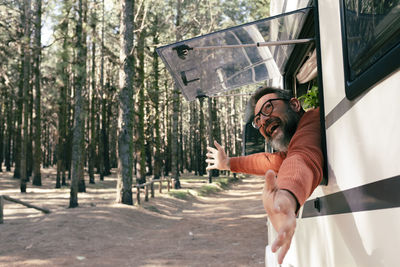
[157,0,400,266]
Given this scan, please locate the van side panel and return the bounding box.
[325,71,400,191]
[318,0,346,115]
[276,0,400,266]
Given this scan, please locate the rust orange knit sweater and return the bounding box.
[230,108,323,206]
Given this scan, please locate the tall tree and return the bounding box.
[171,0,182,189]
[0,89,3,173]
[69,0,86,207]
[88,0,97,185]
[135,3,147,184]
[20,0,32,192]
[101,81,111,176]
[77,0,88,193]
[56,0,71,188]
[32,0,42,186]
[14,17,24,180]
[4,89,13,172]
[151,14,161,180]
[198,97,206,175]
[97,0,106,180]
[116,0,134,205]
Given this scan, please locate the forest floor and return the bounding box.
[0,168,269,267]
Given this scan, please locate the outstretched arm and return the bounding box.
[206,141,285,174]
[206,141,230,171]
[263,170,297,264]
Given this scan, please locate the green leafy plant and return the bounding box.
[168,190,192,200]
[198,185,221,196]
[216,177,239,189]
[144,205,162,213]
[298,85,319,109]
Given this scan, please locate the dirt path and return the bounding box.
[0,170,268,267]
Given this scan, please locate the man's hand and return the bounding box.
[206,141,230,171]
[263,170,297,264]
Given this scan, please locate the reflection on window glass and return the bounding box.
[344,0,400,80]
[157,8,312,101]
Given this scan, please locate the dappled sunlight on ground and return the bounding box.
[0,168,268,266]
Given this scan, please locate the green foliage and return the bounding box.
[221,0,270,26]
[143,205,162,214]
[168,190,192,200]
[0,0,273,199]
[216,176,239,189]
[216,178,229,189]
[298,86,319,110]
[198,185,221,196]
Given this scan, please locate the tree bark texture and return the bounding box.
[116,0,134,205]
[56,0,71,188]
[0,93,4,172]
[20,0,32,192]
[151,25,161,180]
[136,26,146,184]
[69,0,86,208]
[171,0,182,189]
[32,0,42,186]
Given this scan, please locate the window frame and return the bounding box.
[339,0,400,100]
[284,5,329,185]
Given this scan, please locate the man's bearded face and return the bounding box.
[266,105,300,152]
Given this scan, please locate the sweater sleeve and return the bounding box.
[276,108,324,206]
[230,151,286,176]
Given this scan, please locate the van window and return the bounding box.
[341,0,400,99]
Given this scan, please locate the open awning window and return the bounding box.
[157,7,313,101]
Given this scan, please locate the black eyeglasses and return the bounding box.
[252,98,289,129]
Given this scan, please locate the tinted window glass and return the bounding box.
[344,0,400,81]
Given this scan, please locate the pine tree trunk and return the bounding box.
[189,102,196,174]
[136,27,146,185]
[27,83,33,180]
[0,95,3,173]
[116,0,134,205]
[102,94,110,175]
[96,100,102,175]
[97,0,105,180]
[56,0,70,188]
[101,82,110,176]
[88,0,97,184]
[20,0,32,192]
[189,103,195,173]
[42,121,47,168]
[163,76,170,177]
[46,122,51,167]
[5,92,13,172]
[151,25,161,180]
[145,80,152,176]
[198,98,206,176]
[207,97,214,183]
[212,98,220,177]
[107,88,116,169]
[66,85,73,182]
[179,104,184,174]
[88,70,96,183]
[32,0,42,186]
[171,0,182,189]
[78,0,88,193]
[14,54,23,179]
[69,0,86,208]
[98,102,104,180]
[171,86,180,188]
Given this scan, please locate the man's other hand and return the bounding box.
[263,170,297,264]
[206,141,230,171]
